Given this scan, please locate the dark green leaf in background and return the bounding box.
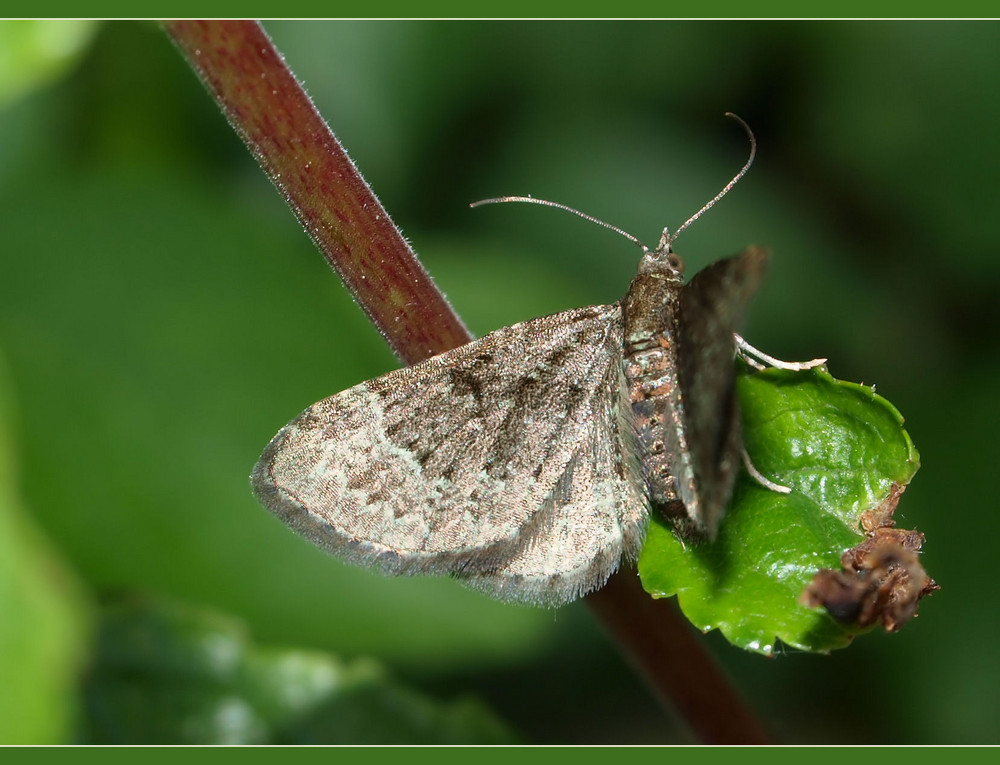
[0,351,91,744]
[81,596,516,745]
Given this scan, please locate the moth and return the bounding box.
[252,117,800,607]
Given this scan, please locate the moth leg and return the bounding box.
[734,335,802,495]
[733,334,816,495]
[741,448,791,495]
[734,333,827,371]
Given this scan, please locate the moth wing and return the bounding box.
[675,247,767,535]
[252,303,637,585]
[460,360,649,606]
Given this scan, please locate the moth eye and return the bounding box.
[668,252,685,273]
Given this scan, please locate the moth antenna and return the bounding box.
[471,196,651,252]
[669,112,756,247]
[472,113,755,256]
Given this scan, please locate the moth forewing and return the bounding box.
[252,302,647,606]
[675,247,767,537]
[459,357,648,605]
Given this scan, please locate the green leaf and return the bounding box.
[0,21,98,110]
[81,596,517,744]
[0,349,91,744]
[638,364,920,655]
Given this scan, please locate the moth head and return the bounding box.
[641,112,756,280]
[637,226,686,280]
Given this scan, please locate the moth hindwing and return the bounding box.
[252,245,766,606]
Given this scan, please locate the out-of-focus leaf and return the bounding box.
[0,21,98,110]
[0,349,91,744]
[639,364,921,655]
[0,165,559,668]
[81,596,517,744]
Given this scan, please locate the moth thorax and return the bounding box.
[621,271,683,355]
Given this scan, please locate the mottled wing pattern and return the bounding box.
[462,356,648,605]
[252,303,649,603]
[674,247,767,535]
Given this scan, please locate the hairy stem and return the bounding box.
[164,19,769,744]
[164,19,469,364]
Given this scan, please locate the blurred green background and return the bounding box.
[1,19,997,744]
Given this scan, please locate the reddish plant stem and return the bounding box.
[164,20,768,744]
[164,20,469,365]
